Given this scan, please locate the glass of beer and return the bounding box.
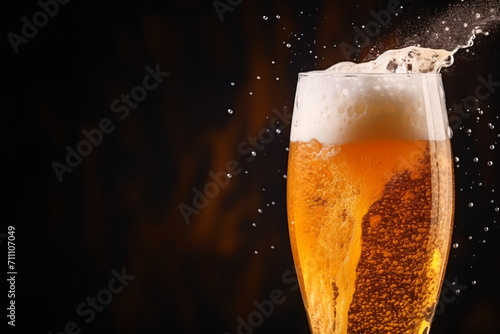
[287,72,454,333]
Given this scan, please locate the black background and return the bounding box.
[2,0,500,333]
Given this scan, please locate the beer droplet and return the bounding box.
[452,243,459,249]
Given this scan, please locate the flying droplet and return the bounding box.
[286,44,291,48]
[227,108,233,114]
[251,151,257,156]
[487,161,493,166]
[276,15,281,19]
[252,223,256,227]
[230,82,235,86]
[263,16,268,20]
[473,157,479,162]
[283,174,287,179]
[484,227,489,232]
[488,123,495,129]
[468,202,474,207]
[254,250,259,254]
[276,129,281,134]
[490,145,495,150]
[455,157,460,162]
[471,280,477,285]
[256,76,261,80]
[270,245,275,249]
[452,243,459,249]
[257,209,262,213]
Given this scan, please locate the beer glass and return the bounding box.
[287,72,454,333]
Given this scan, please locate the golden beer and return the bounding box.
[287,72,454,333]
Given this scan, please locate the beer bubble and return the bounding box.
[487,161,493,166]
[468,202,474,207]
[452,243,459,249]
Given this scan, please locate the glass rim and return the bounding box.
[298,71,442,77]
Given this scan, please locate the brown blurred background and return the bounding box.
[3,0,500,333]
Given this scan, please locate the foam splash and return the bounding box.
[327,46,454,73]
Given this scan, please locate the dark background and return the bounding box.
[2,0,499,333]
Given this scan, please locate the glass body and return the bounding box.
[287,72,454,334]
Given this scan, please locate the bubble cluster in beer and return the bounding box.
[287,138,454,333]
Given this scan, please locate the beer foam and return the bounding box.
[326,47,454,74]
[290,70,449,144]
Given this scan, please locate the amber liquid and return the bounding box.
[287,139,454,333]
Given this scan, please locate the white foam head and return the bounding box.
[290,72,449,144]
